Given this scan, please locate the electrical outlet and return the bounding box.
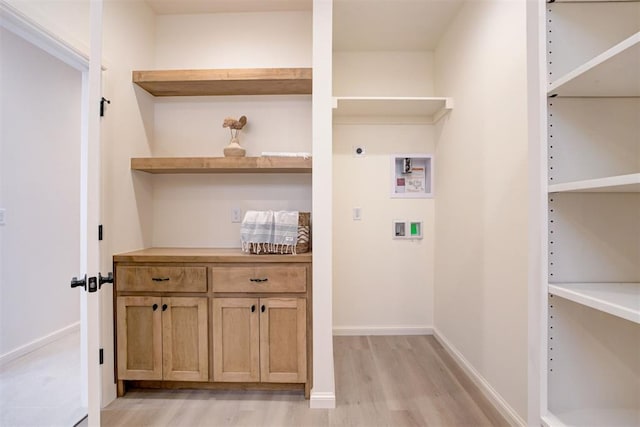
[353,207,362,221]
[0,208,5,225]
[231,207,242,223]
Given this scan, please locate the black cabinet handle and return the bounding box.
[162,304,168,311]
[249,278,268,283]
[261,305,265,313]
[152,277,170,282]
[251,305,256,313]
[152,304,158,311]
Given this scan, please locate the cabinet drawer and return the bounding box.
[117,266,207,292]
[211,265,306,293]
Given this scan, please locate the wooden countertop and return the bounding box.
[113,247,312,263]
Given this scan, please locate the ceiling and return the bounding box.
[145,0,312,15]
[333,0,464,51]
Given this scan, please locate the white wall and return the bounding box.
[433,1,529,423]
[333,51,434,97]
[100,0,156,403]
[0,27,81,355]
[155,11,311,69]
[333,125,434,333]
[332,50,435,333]
[150,12,312,248]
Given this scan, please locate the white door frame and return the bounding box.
[0,1,104,424]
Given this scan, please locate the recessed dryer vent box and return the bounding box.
[391,154,433,198]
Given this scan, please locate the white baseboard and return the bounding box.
[310,391,336,409]
[0,322,80,367]
[433,329,526,427]
[333,326,434,336]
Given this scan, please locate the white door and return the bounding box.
[0,0,104,425]
[82,0,105,425]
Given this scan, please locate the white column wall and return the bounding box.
[434,1,529,423]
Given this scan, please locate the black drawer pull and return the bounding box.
[152,277,170,282]
[152,304,158,311]
[249,278,268,283]
[251,305,256,313]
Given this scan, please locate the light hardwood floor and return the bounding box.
[100,335,508,426]
[0,330,85,427]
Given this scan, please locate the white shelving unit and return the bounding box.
[548,173,640,193]
[543,1,640,425]
[548,33,640,97]
[548,282,640,325]
[332,96,453,124]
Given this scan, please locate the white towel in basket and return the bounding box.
[240,210,299,254]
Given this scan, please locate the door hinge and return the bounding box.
[100,97,111,117]
[99,348,104,365]
[98,224,103,241]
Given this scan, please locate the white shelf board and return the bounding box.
[548,32,640,97]
[545,408,640,427]
[548,173,640,193]
[549,282,640,324]
[332,97,453,124]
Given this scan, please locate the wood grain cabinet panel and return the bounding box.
[116,296,163,380]
[211,265,306,293]
[162,297,209,381]
[116,265,207,292]
[213,297,306,384]
[212,298,260,382]
[260,298,307,383]
[116,296,208,382]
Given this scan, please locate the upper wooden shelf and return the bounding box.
[332,97,453,124]
[131,156,312,174]
[548,32,640,97]
[132,68,313,96]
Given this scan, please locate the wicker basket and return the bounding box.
[248,212,310,254]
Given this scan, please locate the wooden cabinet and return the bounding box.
[116,296,208,382]
[113,248,312,398]
[212,297,306,384]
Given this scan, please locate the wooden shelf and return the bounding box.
[114,247,312,263]
[548,32,640,97]
[131,157,312,174]
[332,97,453,124]
[549,282,640,324]
[132,68,312,96]
[548,173,640,193]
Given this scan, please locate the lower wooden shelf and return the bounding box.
[131,156,312,174]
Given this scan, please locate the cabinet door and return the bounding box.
[162,297,209,381]
[212,298,259,382]
[260,298,307,383]
[116,296,162,380]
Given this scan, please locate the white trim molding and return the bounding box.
[333,326,433,336]
[0,0,89,71]
[433,328,527,427]
[310,391,336,409]
[0,322,80,367]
